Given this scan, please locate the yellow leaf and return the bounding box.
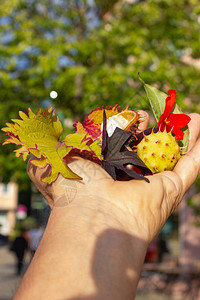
[30,157,48,168]
[2,107,82,183]
[63,133,102,161]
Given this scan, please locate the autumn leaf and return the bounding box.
[2,107,81,183]
[73,105,131,139]
[63,131,102,163]
[101,112,151,181]
[67,105,138,163]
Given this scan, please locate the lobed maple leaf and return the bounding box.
[2,107,81,183]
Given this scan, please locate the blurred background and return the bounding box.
[0,0,200,299]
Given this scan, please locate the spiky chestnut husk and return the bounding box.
[136,130,181,173]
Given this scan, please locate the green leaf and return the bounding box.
[139,74,167,122]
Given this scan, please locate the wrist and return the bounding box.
[51,195,148,256]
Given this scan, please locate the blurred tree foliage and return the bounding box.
[0,0,200,189]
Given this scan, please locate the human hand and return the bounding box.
[27,112,200,244]
[27,110,150,209]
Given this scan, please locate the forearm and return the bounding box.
[14,198,148,300]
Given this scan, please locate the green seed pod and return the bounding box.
[136,130,181,173]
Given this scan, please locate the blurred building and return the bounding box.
[0,182,18,236]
